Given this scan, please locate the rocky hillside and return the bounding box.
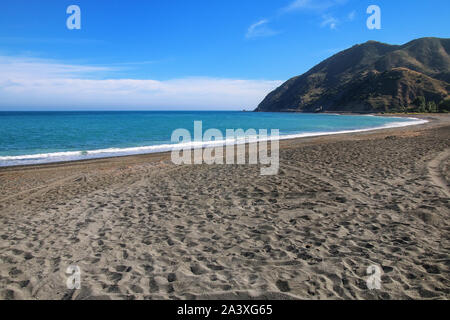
[255,37,450,113]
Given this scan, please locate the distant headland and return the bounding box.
[255,37,450,114]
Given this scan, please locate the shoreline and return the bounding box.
[0,113,433,170]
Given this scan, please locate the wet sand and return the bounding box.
[0,114,449,300]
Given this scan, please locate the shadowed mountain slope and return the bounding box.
[256,38,450,113]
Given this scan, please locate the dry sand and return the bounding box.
[0,114,449,300]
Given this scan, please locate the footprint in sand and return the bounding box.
[275,280,291,292]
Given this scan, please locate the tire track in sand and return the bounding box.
[427,148,450,197]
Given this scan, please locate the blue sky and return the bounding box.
[0,0,449,110]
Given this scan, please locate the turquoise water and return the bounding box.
[0,111,424,166]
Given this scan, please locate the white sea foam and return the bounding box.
[0,117,428,167]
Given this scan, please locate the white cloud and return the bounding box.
[248,0,350,37]
[246,19,278,39]
[0,55,113,79]
[347,10,356,21]
[0,56,282,110]
[281,0,348,13]
[320,15,339,29]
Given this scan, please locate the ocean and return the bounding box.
[0,111,426,167]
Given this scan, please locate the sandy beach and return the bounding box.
[0,114,449,300]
